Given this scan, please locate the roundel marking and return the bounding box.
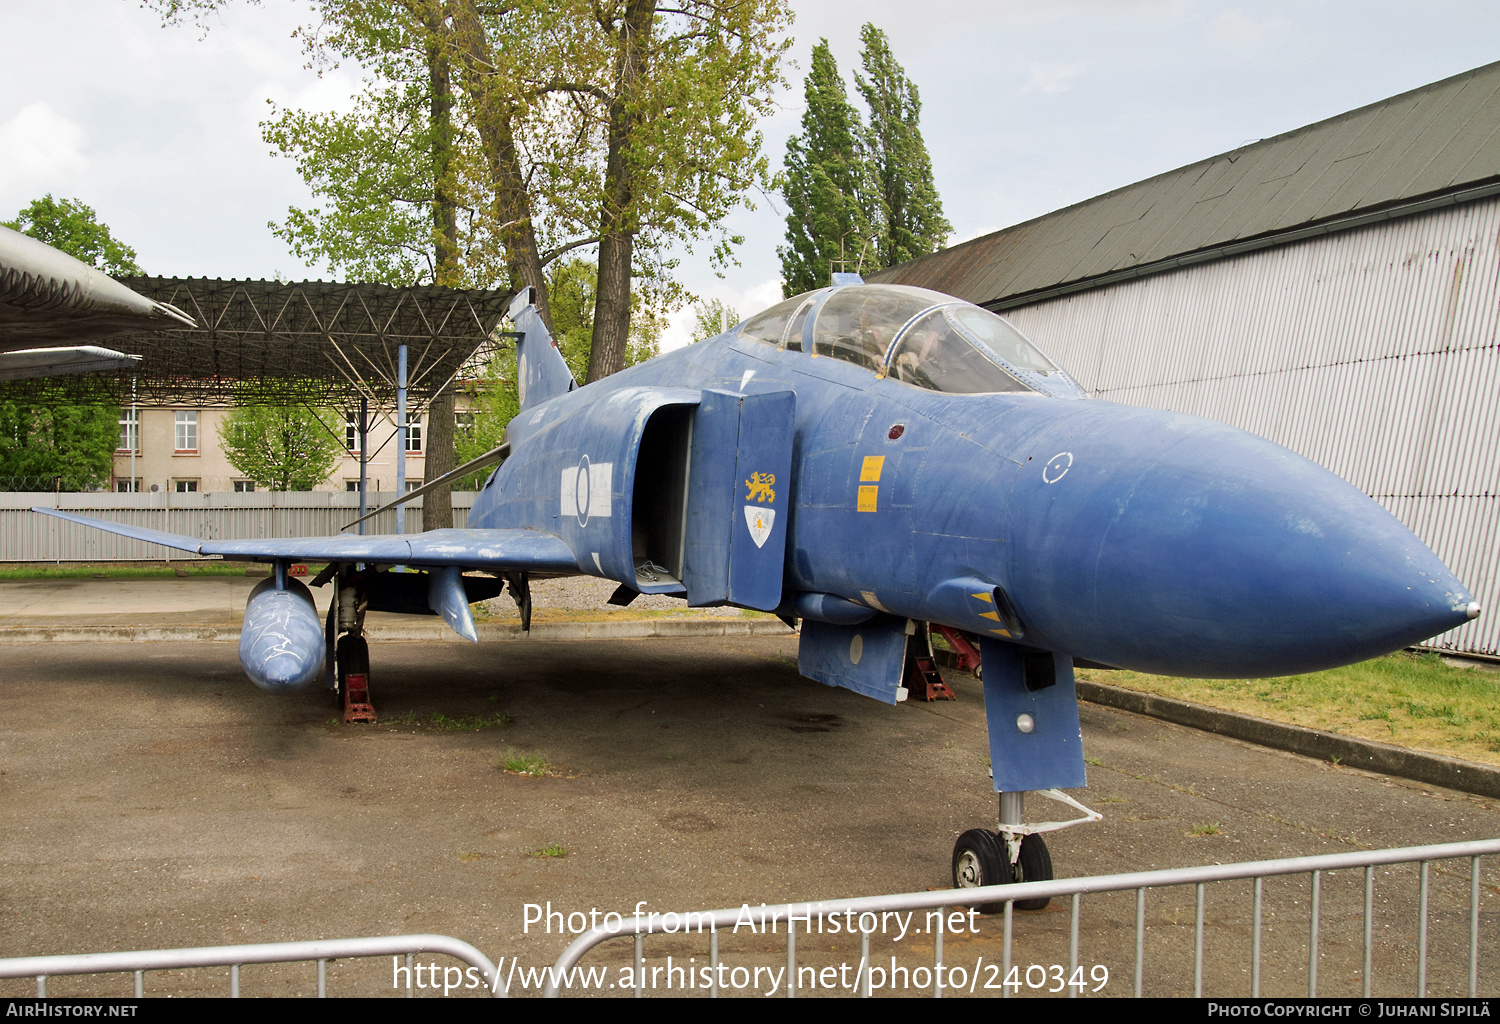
[1042,451,1073,484]
[575,455,591,525]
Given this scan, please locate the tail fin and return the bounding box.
[511,287,576,413]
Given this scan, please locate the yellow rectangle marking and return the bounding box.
[857,485,879,512]
[860,455,885,482]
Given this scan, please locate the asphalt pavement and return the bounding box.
[1,577,1497,998]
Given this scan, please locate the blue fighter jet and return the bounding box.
[34,276,1480,902]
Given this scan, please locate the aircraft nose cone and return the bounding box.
[1007,405,1476,677]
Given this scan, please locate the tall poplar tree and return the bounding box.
[777,40,874,296]
[779,27,949,294]
[855,24,950,268]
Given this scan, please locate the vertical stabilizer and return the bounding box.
[511,287,576,413]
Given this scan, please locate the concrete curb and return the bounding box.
[0,617,795,645]
[927,647,1500,800]
[1076,679,1500,801]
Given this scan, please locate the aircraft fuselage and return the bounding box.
[472,329,1475,682]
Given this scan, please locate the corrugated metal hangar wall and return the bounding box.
[1002,196,1499,657]
[872,59,1500,657]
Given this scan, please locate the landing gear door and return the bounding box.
[684,388,795,611]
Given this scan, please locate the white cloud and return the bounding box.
[659,278,785,352]
[0,104,88,207]
[1019,61,1089,96]
[1209,10,1288,48]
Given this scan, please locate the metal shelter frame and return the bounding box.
[0,277,516,531]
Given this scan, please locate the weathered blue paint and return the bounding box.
[32,283,1481,798]
[238,577,325,692]
[981,638,1086,792]
[684,389,741,605]
[798,615,910,705]
[428,566,478,643]
[791,591,879,625]
[725,390,795,611]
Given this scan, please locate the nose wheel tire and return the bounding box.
[952,829,1007,914]
[952,830,1053,913]
[1013,834,1053,911]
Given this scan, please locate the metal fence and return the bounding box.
[0,934,503,999]
[543,838,1500,998]
[0,491,478,562]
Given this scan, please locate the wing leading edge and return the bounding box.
[30,507,580,573]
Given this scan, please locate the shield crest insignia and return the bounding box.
[743,505,775,548]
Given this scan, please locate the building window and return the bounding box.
[174,410,198,452]
[405,479,422,492]
[115,478,140,493]
[455,411,475,437]
[174,479,199,493]
[233,480,255,493]
[345,412,360,453]
[405,412,422,453]
[117,408,138,452]
[345,480,362,492]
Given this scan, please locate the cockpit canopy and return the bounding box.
[735,284,1084,399]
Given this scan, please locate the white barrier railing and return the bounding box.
[0,934,503,999]
[543,838,1500,998]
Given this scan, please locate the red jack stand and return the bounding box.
[909,655,956,701]
[342,672,377,724]
[933,623,983,678]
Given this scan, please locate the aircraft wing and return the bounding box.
[1,225,195,349]
[30,507,580,573]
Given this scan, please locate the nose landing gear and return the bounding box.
[952,829,1053,913]
[952,789,1100,913]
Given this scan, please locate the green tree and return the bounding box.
[854,24,950,268]
[0,196,140,491]
[0,404,118,491]
[777,40,875,296]
[452,254,660,478]
[2,196,144,277]
[690,298,740,340]
[149,0,791,385]
[217,405,345,491]
[453,354,517,488]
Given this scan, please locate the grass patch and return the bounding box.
[376,709,511,730]
[430,711,513,731]
[1187,822,1223,837]
[497,750,551,777]
[1078,651,1500,766]
[532,843,566,858]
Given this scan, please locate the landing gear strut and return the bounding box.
[326,572,376,723]
[953,790,1101,913]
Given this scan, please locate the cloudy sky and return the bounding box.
[4,1,1499,348]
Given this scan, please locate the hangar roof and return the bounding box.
[0,277,514,408]
[870,60,1500,310]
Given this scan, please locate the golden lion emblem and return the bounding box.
[744,471,776,504]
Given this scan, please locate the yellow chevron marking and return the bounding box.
[979,611,1002,621]
[971,592,994,603]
